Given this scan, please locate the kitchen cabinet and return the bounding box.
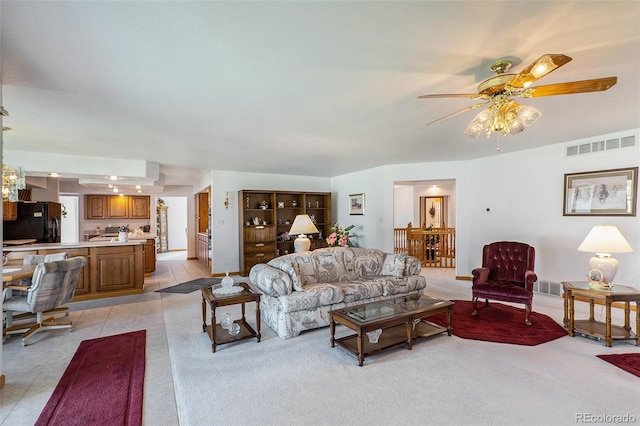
[129,196,151,219]
[107,195,129,219]
[144,238,156,275]
[85,195,151,220]
[85,195,107,219]
[3,200,18,221]
[91,244,144,295]
[238,190,331,276]
[41,247,91,295]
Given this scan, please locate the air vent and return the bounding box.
[566,134,636,156]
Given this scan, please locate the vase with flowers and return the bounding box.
[326,222,355,247]
[429,203,436,218]
[118,225,130,243]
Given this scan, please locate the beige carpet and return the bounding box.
[161,274,640,425]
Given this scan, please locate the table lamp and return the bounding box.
[289,214,319,252]
[577,225,633,287]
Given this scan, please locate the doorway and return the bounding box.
[59,194,79,243]
[420,196,447,228]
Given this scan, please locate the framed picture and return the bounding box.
[349,193,365,215]
[563,167,638,216]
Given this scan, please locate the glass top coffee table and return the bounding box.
[329,295,453,366]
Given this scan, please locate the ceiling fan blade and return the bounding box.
[509,54,572,88]
[426,102,487,126]
[523,77,617,97]
[418,93,489,100]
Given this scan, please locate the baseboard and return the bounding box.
[456,275,472,281]
[187,256,198,260]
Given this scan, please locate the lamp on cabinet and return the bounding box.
[289,214,319,252]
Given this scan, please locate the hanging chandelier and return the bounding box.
[463,93,542,143]
[2,164,26,201]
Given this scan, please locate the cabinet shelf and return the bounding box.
[239,190,332,276]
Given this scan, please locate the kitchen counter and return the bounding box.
[3,240,146,253]
[3,240,147,301]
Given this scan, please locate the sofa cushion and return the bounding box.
[368,274,426,297]
[339,280,385,303]
[381,252,407,277]
[313,249,356,283]
[278,283,345,313]
[268,253,318,287]
[473,280,532,304]
[351,248,385,277]
[281,261,303,291]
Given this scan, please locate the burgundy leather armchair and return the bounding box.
[471,241,537,326]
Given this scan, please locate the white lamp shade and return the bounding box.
[577,225,633,254]
[289,215,319,236]
[289,215,319,253]
[578,225,633,285]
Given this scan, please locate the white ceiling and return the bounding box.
[2,1,639,186]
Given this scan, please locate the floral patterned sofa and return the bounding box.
[249,247,426,339]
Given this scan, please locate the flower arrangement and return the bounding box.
[326,222,355,247]
[429,203,436,218]
[119,224,130,233]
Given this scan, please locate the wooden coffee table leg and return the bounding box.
[446,305,452,336]
[201,296,207,332]
[330,317,336,347]
[357,332,364,367]
[255,299,261,343]
[211,302,217,353]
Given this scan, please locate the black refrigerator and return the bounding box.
[3,201,62,243]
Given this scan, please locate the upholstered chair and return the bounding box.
[3,256,86,346]
[471,241,537,326]
[20,252,69,286]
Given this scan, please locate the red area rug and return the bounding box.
[597,353,640,378]
[35,330,146,426]
[429,300,567,346]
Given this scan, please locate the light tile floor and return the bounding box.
[1,254,208,426]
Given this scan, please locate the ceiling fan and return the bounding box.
[418,54,617,141]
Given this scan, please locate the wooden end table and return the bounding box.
[201,282,261,352]
[561,281,640,347]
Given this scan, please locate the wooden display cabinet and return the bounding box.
[238,190,331,276]
[157,205,169,253]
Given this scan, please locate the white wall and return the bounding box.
[393,186,413,228]
[331,167,386,249]
[331,129,640,286]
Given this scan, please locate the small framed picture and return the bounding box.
[349,193,365,215]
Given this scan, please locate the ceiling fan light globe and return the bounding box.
[464,121,484,139]
[508,118,525,134]
[519,105,542,127]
